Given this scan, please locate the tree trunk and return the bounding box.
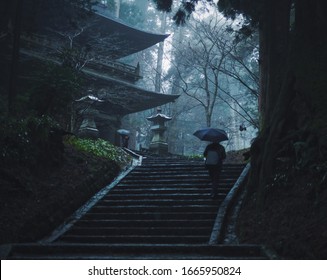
[248,0,292,198]
[114,0,121,18]
[260,0,292,123]
[155,12,167,92]
[206,109,211,127]
[249,0,327,207]
[292,0,327,155]
[8,0,23,116]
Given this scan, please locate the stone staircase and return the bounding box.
[3,157,268,259]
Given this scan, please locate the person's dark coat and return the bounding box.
[204,142,226,167]
[203,142,226,197]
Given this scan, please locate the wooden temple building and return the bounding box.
[2,2,179,146]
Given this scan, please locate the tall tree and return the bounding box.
[217,0,327,200]
[171,18,232,127]
[153,0,327,203]
[169,11,257,128]
[155,12,168,92]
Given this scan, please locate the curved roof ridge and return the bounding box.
[93,5,170,38]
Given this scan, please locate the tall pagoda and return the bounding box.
[1,2,179,145]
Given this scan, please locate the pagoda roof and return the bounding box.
[91,6,169,59]
[29,3,169,60]
[81,68,179,115]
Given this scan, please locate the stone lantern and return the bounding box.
[146,107,172,155]
[75,95,103,139]
[77,108,99,139]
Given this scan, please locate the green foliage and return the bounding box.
[293,140,318,170]
[152,0,173,12]
[270,162,294,189]
[27,63,82,128]
[0,116,63,169]
[152,0,204,25]
[270,124,327,196]
[57,46,91,70]
[65,136,131,165]
[217,0,263,24]
[186,154,203,160]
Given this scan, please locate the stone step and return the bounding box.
[6,244,267,260]
[122,175,239,181]
[126,170,235,175]
[116,181,234,187]
[123,171,238,178]
[74,219,214,227]
[88,205,219,214]
[58,235,210,244]
[135,166,244,171]
[80,212,217,220]
[2,161,264,260]
[109,187,227,193]
[51,160,244,251]
[133,164,244,169]
[64,226,212,236]
[95,199,221,207]
[99,193,224,200]
[121,175,227,180]
[141,159,202,164]
[136,162,244,166]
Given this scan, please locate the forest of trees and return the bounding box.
[116,1,259,154]
[2,0,327,194]
[1,0,327,259]
[1,0,259,152]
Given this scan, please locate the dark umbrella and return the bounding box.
[117,129,130,135]
[193,128,228,142]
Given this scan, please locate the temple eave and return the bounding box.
[84,9,170,59]
[81,69,179,115]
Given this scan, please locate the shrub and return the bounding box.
[0,116,63,168]
[65,136,131,166]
